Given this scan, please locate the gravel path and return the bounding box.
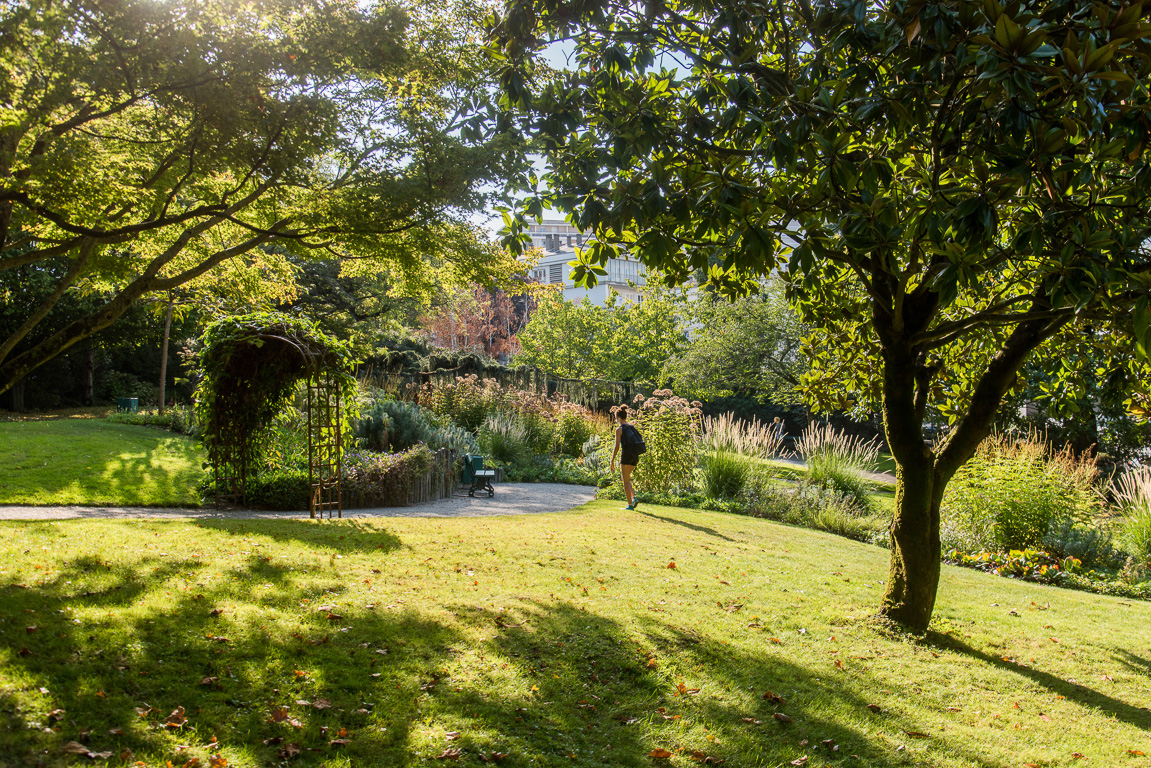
[0,482,599,521]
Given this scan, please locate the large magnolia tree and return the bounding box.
[0,0,524,394]
[492,0,1151,630]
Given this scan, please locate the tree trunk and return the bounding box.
[82,345,95,406]
[881,456,945,631]
[158,296,174,415]
[10,376,25,412]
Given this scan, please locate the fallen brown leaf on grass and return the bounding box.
[277,743,300,759]
[904,730,929,739]
[762,691,785,704]
[329,739,351,746]
[164,706,187,729]
[108,727,124,736]
[208,756,228,768]
[270,707,291,723]
[790,757,808,766]
[311,698,332,710]
[199,677,219,687]
[435,747,462,759]
[741,717,762,725]
[649,748,674,759]
[62,742,113,760]
[866,704,882,713]
[688,750,725,764]
[209,608,224,617]
[773,713,792,723]
[667,562,677,570]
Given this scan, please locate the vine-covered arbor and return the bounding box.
[195,314,355,518]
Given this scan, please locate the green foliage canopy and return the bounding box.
[492,0,1151,630]
[0,0,526,394]
[516,287,686,381]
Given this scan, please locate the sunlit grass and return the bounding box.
[0,502,1147,767]
[0,419,204,506]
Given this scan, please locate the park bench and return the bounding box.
[461,454,496,497]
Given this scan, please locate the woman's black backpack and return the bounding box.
[622,424,647,455]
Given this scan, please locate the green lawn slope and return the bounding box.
[1,501,1147,767]
[0,418,204,507]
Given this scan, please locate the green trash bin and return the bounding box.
[116,397,139,413]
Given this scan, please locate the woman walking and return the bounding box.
[611,406,643,511]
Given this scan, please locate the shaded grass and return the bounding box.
[0,418,204,507]
[0,503,1148,768]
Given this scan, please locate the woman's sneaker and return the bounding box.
[623,503,635,511]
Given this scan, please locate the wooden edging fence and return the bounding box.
[405,447,457,505]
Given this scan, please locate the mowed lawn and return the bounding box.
[1,502,1148,768]
[0,418,204,507]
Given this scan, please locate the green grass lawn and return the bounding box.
[1,502,1147,768]
[0,418,204,507]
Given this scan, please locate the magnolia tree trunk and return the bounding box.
[158,297,174,415]
[881,457,945,630]
[874,313,1065,632]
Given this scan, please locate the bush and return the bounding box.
[794,423,880,510]
[701,451,752,499]
[941,433,1101,552]
[626,390,702,495]
[556,406,595,456]
[739,479,884,543]
[343,445,434,507]
[244,469,311,511]
[420,375,500,432]
[106,406,198,435]
[353,395,394,451]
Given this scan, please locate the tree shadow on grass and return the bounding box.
[194,518,403,554]
[1,544,1000,768]
[434,601,1005,768]
[929,633,1151,731]
[1113,649,1151,679]
[0,553,456,768]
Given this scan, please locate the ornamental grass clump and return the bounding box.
[623,390,702,495]
[479,411,532,466]
[701,450,752,499]
[941,432,1101,553]
[1113,467,1151,563]
[702,412,785,458]
[794,423,881,510]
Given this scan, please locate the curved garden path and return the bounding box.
[0,482,599,521]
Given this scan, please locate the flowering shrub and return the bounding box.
[342,445,434,508]
[555,403,595,456]
[941,432,1101,552]
[418,374,562,434]
[619,390,702,495]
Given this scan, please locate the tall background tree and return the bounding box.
[493,0,1151,630]
[0,0,525,396]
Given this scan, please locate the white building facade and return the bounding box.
[524,220,646,304]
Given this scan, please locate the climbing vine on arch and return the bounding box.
[194,312,357,512]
